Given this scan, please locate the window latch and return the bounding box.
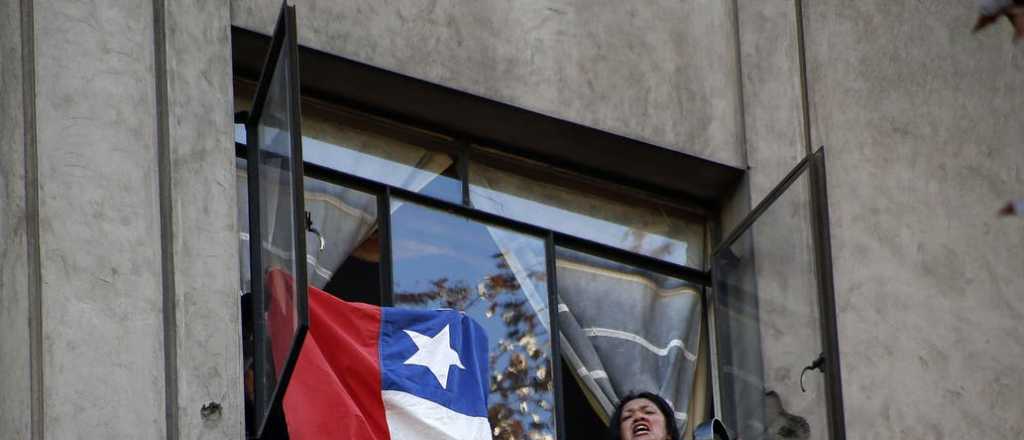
[799,353,826,392]
[306,211,325,252]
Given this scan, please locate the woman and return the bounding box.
[609,392,681,440]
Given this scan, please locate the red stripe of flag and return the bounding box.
[283,287,390,439]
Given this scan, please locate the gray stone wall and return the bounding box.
[729,1,1024,438]
[230,0,746,168]
[164,0,244,438]
[0,0,241,438]
[733,1,829,439]
[803,2,1024,438]
[0,0,32,437]
[34,0,166,436]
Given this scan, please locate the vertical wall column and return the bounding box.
[0,0,33,437]
[0,0,242,438]
[34,1,166,437]
[161,0,243,438]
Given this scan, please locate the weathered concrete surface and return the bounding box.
[802,1,1024,438]
[165,0,244,437]
[231,0,745,167]
[733,2,829,438]
[34,1,166,437]
[0,0,31,437]
[736,0,805,201]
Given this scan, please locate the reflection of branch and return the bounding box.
[395,252,556,438]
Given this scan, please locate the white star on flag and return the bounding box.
[403,324,465,389]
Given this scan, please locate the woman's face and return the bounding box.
[618,398,669,440]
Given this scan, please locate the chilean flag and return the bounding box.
[282,286,493,439]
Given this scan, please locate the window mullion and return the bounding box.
[458,140,471,207]
[546,231,566,440]
[378,186,394,307]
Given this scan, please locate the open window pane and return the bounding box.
[470,161,704,268]
[245,5,307,436]
[712,161,829,440]
[555,246,705,435]
[390,199,557,440]
[254,29,301,415]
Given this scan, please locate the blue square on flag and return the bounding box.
[283,287,492,440]
[380,308,492,438]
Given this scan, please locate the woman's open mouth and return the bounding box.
[631,422,651,437]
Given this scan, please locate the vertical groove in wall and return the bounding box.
[794,0,814,155]
[730,0,750,168]
[21,0,43,438]
[153,0,179,438]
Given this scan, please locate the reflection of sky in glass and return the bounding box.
[234,125,460,203]
[391,200,556,440]
[470,184,690,267]
[253,50,302,428]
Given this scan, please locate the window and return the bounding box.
[710,152,845,440]
[233,9,844,439]
[236,80,712,438]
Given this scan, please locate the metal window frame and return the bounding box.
[708,147,846,439]
[243,4,309,438]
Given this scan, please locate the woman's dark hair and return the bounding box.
[608,391,681,440]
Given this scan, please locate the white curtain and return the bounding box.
[471,170,704,434]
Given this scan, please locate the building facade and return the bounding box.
[2,0,1023,439]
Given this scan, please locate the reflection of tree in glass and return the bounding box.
[394,253,555,440]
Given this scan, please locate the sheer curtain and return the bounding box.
[470,167,705,434]
[555,249,702,430]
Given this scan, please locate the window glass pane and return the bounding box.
[237,156,382,414]
[302,101,461,203]
[236,157,250,294]
[235,123,246,144]
[712,169,828,440]
[390,199,557,440]
[255,46,302,392]
[470,162,704,268]
[555,246,704,434]
[238,157,381,302]
[236,83,461,204]
[302,177,378,293]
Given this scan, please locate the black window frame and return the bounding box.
[241,5,308,438]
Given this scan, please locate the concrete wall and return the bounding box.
[0,0,241,438]
[731,1,1024,438]
[732,1,830,439]
[0,0,32,438]
[164,0,244,438]
[803,2,1024,438]
[230,0,746,168]
[34,1,166,435]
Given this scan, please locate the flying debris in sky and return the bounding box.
[998,199,1024,216]
[974,0,1024,41]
